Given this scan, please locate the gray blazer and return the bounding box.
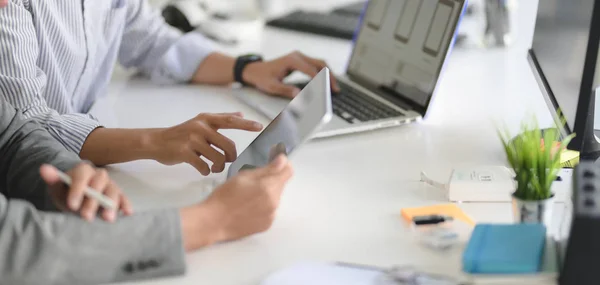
[0,99,187,284]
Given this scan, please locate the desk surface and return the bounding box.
[103,1,562,284]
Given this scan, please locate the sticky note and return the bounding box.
[401,203,475,225]
[560,149,579,168]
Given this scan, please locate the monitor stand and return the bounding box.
[579,88,600,162]
[580,129,600,162]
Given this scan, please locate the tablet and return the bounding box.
[227,68,333,178]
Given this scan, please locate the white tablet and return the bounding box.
[227,68,333,178]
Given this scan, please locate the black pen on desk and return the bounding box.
[412,215,453,225]
[56,169,117,210]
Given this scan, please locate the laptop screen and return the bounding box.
[347,0,464,108]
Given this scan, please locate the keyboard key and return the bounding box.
[340,112,352,120]
[331,83,403,123]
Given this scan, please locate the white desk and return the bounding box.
[103,1,562,284]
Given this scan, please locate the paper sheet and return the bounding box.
[261,262,383,285]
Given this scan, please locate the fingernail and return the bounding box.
[70,198,81,210]
[253,122,263,129]
[293,88,301,96]
[272,155,286,169]
[85,212,94,222]
[107,211,116,222]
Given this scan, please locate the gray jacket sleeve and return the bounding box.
[0,100,187,284]
[0,95,80,211]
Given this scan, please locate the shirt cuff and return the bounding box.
[35,111,103,155]
[151,32,216,84]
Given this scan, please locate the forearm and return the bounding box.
[0,197,186,285]
[0,100,80,210]
[80,127,159,166]
[191,52,236,85]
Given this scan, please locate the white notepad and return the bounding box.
[261,262,382,285]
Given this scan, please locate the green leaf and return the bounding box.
[497,111,574,201]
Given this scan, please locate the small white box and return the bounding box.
[446,166,572,203]
[447,166,515,202]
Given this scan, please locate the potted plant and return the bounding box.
[498,118,575,227]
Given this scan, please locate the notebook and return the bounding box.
[463,224,546,274]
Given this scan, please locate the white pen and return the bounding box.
[55,169,117,210]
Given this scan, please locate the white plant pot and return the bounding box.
[511,194,555,229]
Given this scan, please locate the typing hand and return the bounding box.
[148,112,263,175]
[242,51,340,98]
[40,163,133,222]
[180,155,293,250]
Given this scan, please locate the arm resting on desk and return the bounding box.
[0,198,186,285]
[0,100,187,284]
[190,51,341,97]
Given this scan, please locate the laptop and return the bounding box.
[237,0,466,138]
[228,68,332,178]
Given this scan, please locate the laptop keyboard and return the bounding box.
[332,84,403,123]
[295,82,403,124]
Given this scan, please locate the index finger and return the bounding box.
[206,114,263,131]
[297,54,340,92]
[68,164,96,211]
[286,55,320,79]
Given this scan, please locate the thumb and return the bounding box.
[247,155,288,178]
[268,154,288,171]
[40,164,62,188]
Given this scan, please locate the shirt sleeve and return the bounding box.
[0,198,186,285]
[118,0,216,84]
[0,1,102,154]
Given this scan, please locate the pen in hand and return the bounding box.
[55,169,117,211]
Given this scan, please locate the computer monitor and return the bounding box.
[527,0,600,155]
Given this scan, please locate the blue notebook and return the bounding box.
[463,224,546,274]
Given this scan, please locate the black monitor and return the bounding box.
[528,0,600,155]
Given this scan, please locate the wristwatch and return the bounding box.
[234,54,263,86]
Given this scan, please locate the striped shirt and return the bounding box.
[0,0,215,153]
